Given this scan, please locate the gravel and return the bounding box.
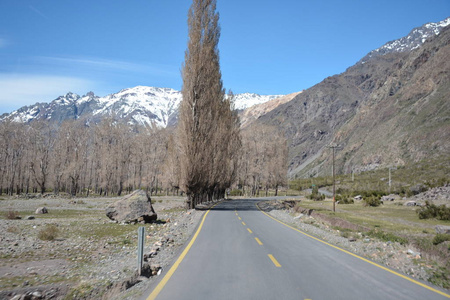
[0,195,204,300]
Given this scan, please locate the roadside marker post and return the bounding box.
[138,226,145,275]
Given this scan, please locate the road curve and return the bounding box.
[142,198,449,300]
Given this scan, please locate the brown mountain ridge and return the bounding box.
[256,25,450,177]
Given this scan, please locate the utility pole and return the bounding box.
[388,166,397,194]
[328,144,341,212]
[352,167,354,182]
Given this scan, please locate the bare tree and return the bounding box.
[239,124,287,196]
[28,120,56,194]
[178,0,240,208]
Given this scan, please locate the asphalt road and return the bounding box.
[142,198,449,300]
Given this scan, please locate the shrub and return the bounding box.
[367,230,408,245]
[429,267,450,289]
[410,184,427,196]
[432,234,450,245]
[417,201,450,220]
[363,196,382,207]
[335,194,354,204]
[5,209,20,220]
[308,185,325,201]
[38,224,60,241]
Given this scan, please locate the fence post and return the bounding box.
[137,226,145,275]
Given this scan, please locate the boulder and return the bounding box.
[106,190,157,223]
[35,207,48,214]
[435,225,450,234]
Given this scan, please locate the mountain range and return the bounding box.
[1,86,282,128]
[2,17,449,178]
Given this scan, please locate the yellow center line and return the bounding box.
[268,254,281,267]
[238,216,241,220]
[247,228,252,233]
[255,237,263,245]
[256,202,450,298]
[241,221,246,226]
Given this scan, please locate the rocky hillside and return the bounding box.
[239,92,302,128]
[258,19,450,177]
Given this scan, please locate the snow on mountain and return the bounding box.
[232,93,283,110]
[93,86,182,127]
[2,86,283,128]
[360,17,450,63]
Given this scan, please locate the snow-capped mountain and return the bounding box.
[232,93,283,110]
[2,86,283,128]
[360,17,450,63]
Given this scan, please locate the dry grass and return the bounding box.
[5,209,20,220]
[38,224,60,241]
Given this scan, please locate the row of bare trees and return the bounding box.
[0,117,287,199]
[0,118,168,197]
[1,118,287,200]
[238,124,288,196]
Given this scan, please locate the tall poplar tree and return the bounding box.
[179,0,240,209]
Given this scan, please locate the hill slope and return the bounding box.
[258,19,450,177]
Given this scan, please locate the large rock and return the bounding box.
[106,190,157,223]
[435,225,450,234]
[35,207,48,214]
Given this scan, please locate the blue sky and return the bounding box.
[0,0,449,114]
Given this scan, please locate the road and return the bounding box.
[142,198,449,300]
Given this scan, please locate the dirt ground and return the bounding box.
[0,194,204,300]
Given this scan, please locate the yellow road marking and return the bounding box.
[256,203,450,298]
[255,237,263,245]
[146,204,217,300]
[247,228,252,233]
[238,216,241,220]
[268,254,281,267]
[242,221,246,226]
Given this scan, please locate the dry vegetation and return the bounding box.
[0,195,202,299]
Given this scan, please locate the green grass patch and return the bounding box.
[366,230,408,245]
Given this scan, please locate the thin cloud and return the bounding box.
[36,56,178,77]
[29,5,49,20]
[0,74,92,113]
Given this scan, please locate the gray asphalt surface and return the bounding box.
[143,198,449,300]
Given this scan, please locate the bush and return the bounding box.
[417,201,450,220]
[429,267,450,289]
[432,234,450,245]
[38,224,60,241]
[363,196,382,207]
[308,186,325,201]
[335,194,354,204]
[5,209,20,220]
[367,230,408,245]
